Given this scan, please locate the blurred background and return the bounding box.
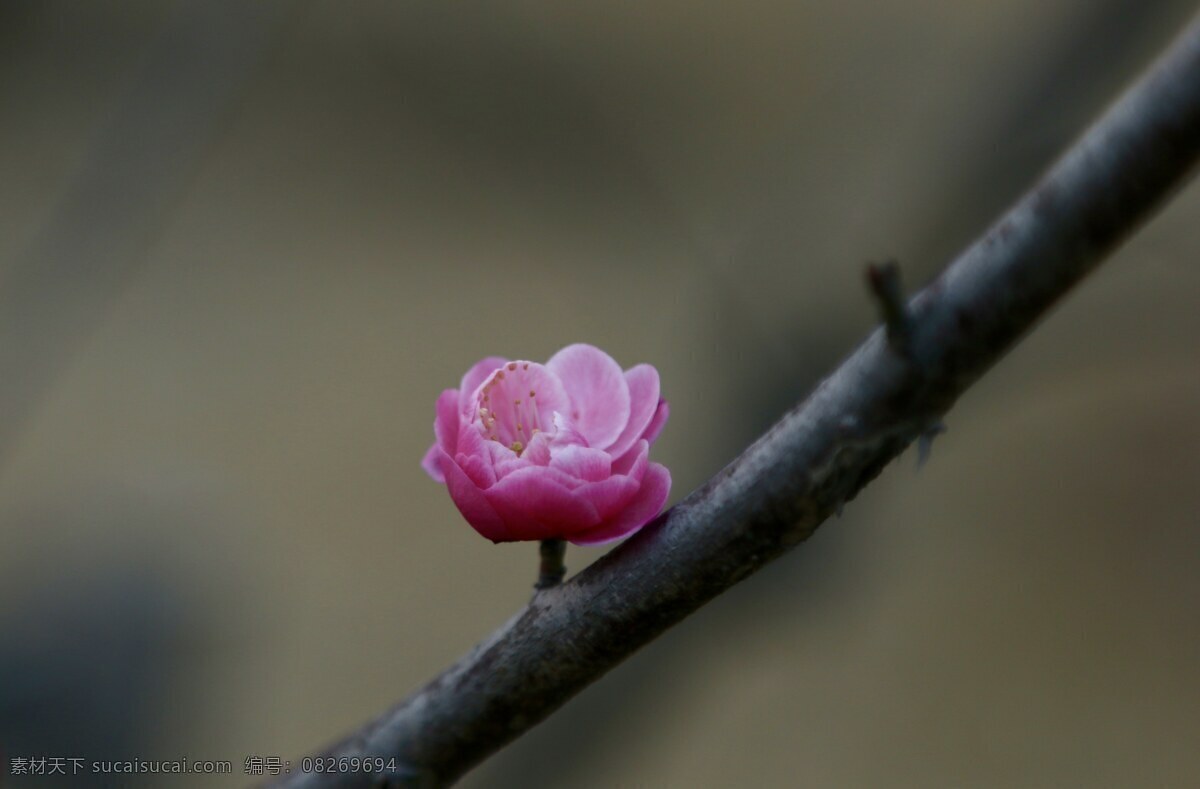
[1,1,1198,786]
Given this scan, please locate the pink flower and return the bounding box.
[421,344,671,545]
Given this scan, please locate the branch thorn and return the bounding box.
[916,421,947,468]
[866,260,913,354]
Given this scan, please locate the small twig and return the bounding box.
[534,540,567,590]
[865,260,913,354]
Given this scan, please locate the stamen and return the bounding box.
[474,363,555,448]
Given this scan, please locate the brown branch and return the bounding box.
[271,12,1200,788]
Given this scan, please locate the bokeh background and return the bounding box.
[2,1,1198,786]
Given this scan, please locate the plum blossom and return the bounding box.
[422,344,670,545]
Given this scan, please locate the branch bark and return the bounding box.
[272,12,1200,788]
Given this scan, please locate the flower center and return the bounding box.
[475,361,557,455]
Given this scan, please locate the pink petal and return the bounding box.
[456,420,504,462]
[569,462,671,546]
[421,442,444,482]
[546,344,631,451]
[458,356,508,414]
[550,412,589,448]
[457,451,496,488]
[608,403,667,470]
[454,427,499,487]
[642,399,669,444]
[612,439,649,480]
[549,444,611,483]
[493,453,586,487]
[575,474,640,520]
[434,388,460,454]
[484,467,601,541]
[422,388,463,483]
[522,430,552,465]
[483,437,517,468]
[605,364,660,461]
[502,464,588,490]
[439,448,510,542]
[493,455,531,480]
[473,362,570,450]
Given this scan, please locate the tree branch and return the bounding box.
[272,12,1200,788]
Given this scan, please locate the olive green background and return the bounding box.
[1,1,1197,786]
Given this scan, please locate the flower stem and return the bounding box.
[535,539,566,590]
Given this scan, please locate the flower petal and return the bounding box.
[434,388,460,453]
[612,439,649,480]
[493,455,530,480]
[522,430,553,465]
[642,399,669,445]
[494,454,587,487]
[439,448,509,542]
[610,401,668,469]
[546,343,631,450]
[458,356,508,414]
[473,362,569,450]
[423,388,462,483]
[550,412,589,448]
[575,474,640,520]
[605,364,660,461]
[550,444,612,482]
[420,442,445,482]
[569,462,670,546]
[484,467,601,540]
[454,427,498,487]
[457,451,496,488]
